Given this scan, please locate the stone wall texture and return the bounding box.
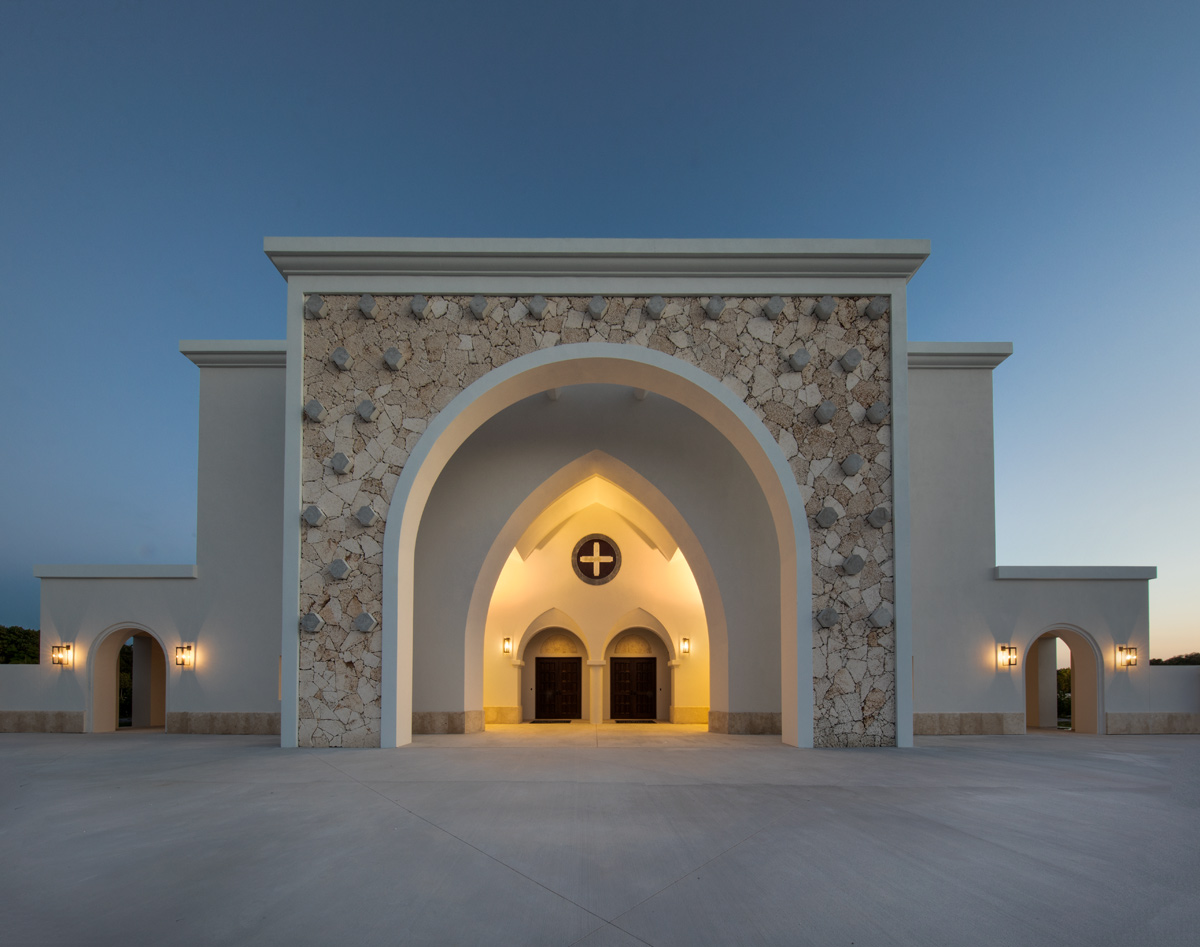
[300,294,895,747]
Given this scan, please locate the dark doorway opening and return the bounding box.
[535,657,582,719]
[611,656,656,719]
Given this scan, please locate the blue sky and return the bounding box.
[2,1,1197,656]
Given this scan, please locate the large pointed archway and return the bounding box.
[381,343,812,747]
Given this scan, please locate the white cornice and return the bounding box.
[33,564,198,579]
[908,342,1013,369]
[994,566,1157,581]
[180,340,287,367]
[263,237,930,286]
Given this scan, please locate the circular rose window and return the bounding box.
[572,534,620,585]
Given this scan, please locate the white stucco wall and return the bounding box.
[908,343,1167,732]
[11,344,287,732]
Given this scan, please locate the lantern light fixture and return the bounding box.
[681,638,691,655]
[176,644,194,668]
[51,644,72,667]
[1117,645,1138,669]
[502,637,512,655]
[997,644,1017,668]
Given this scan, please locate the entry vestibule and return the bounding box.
[91,626,167,732]
[1025,627,1102,734]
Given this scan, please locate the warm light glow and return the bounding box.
[1118,645,1137,668]
[681,637,691,654]
[51,644,72,667]
[998,644,1017,668]
[176,644,194,668]
[502,637,512,654]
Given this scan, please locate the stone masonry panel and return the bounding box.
[300,295,894,747]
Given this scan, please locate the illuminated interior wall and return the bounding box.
[484,499,709,721]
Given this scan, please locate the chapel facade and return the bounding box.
[8,239,1197,745]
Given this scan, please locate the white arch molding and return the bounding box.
[1021,622,1107,734]
[86,621,170,733]
[379,342,813,747]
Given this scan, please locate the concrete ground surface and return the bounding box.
[2,727,1198,946]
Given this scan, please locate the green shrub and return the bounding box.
[0,626,40,664]
[1149,652,1200,666]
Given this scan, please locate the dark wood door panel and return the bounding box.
[535,657,582,719]
[611,657,656,719]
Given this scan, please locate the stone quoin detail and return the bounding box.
[300,293,895,748]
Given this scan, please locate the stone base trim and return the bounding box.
[913,712,1025,735]
[413,711,485,734]
[670,706,709,725]
[1107,712,1200,734]
[167,712,281,735]
[0,711,84,733]
[708,711,782,735]
[484,706,522,724]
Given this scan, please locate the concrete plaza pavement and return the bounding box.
[2,725,1198,946]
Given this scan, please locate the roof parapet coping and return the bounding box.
[908,342,1013,369]
[34,564,199,579]
[994,566,1157,581]
[263,237,930,284]
[181,340,287,368]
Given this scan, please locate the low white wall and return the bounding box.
[1148,666,1200,713]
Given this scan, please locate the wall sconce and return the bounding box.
[997,644,1017,668]
[51,644,72,667]
[502,638,512,655]
[681,638,691,655]
[1117,645,1138,669]
[175,644,194,668]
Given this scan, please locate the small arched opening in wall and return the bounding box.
[519,626,590,721]
[382,343,812,748]
[88,622,168,733]
[1023,624,1104,734]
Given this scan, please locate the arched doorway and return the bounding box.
[605,629,671,721]
[90,624,167,732]
[520,627,589,721]
[383,343,811,748]
[1024,626,1103,734]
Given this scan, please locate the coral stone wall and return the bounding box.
[299,294,894,747]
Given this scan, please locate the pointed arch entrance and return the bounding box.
[381,343,812,747]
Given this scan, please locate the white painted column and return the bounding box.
[588,660,606,723]
[668,659,680,722]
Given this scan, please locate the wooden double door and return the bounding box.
[611,657,657,720]
[535,657,582,719]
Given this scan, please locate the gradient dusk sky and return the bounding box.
[2,1,1197,657]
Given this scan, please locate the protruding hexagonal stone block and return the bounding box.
[331,452,352,474]
[528,295,548,319]
[304,295,327,320]
[353,612,377,633]
[705,296,726,318]
[304,399,327,422]
[842,554,865,575]
[469,295,488,320]
[867,506,891,528]
[787,348,811,371]
[866,400,890,423]
[813,295,837,321]
[356,399,379,422]
[865,296,890,320]
[815,507,839,528]
[841,453,864,476]
[410,294,430,319]
[384,346,405,371]
[816,608,839,628]
[587,295,608,319]
[302,505,326,527]
[814,400,837,424]
[868,606,893,628]
[330,347,353,371]
[299,612,324,633]
[764,295,785,319]
[355,505,378,527]
[840,348,862,372]
[329,558,351,580]
[358,294,379,319]
[645,295,666,319]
